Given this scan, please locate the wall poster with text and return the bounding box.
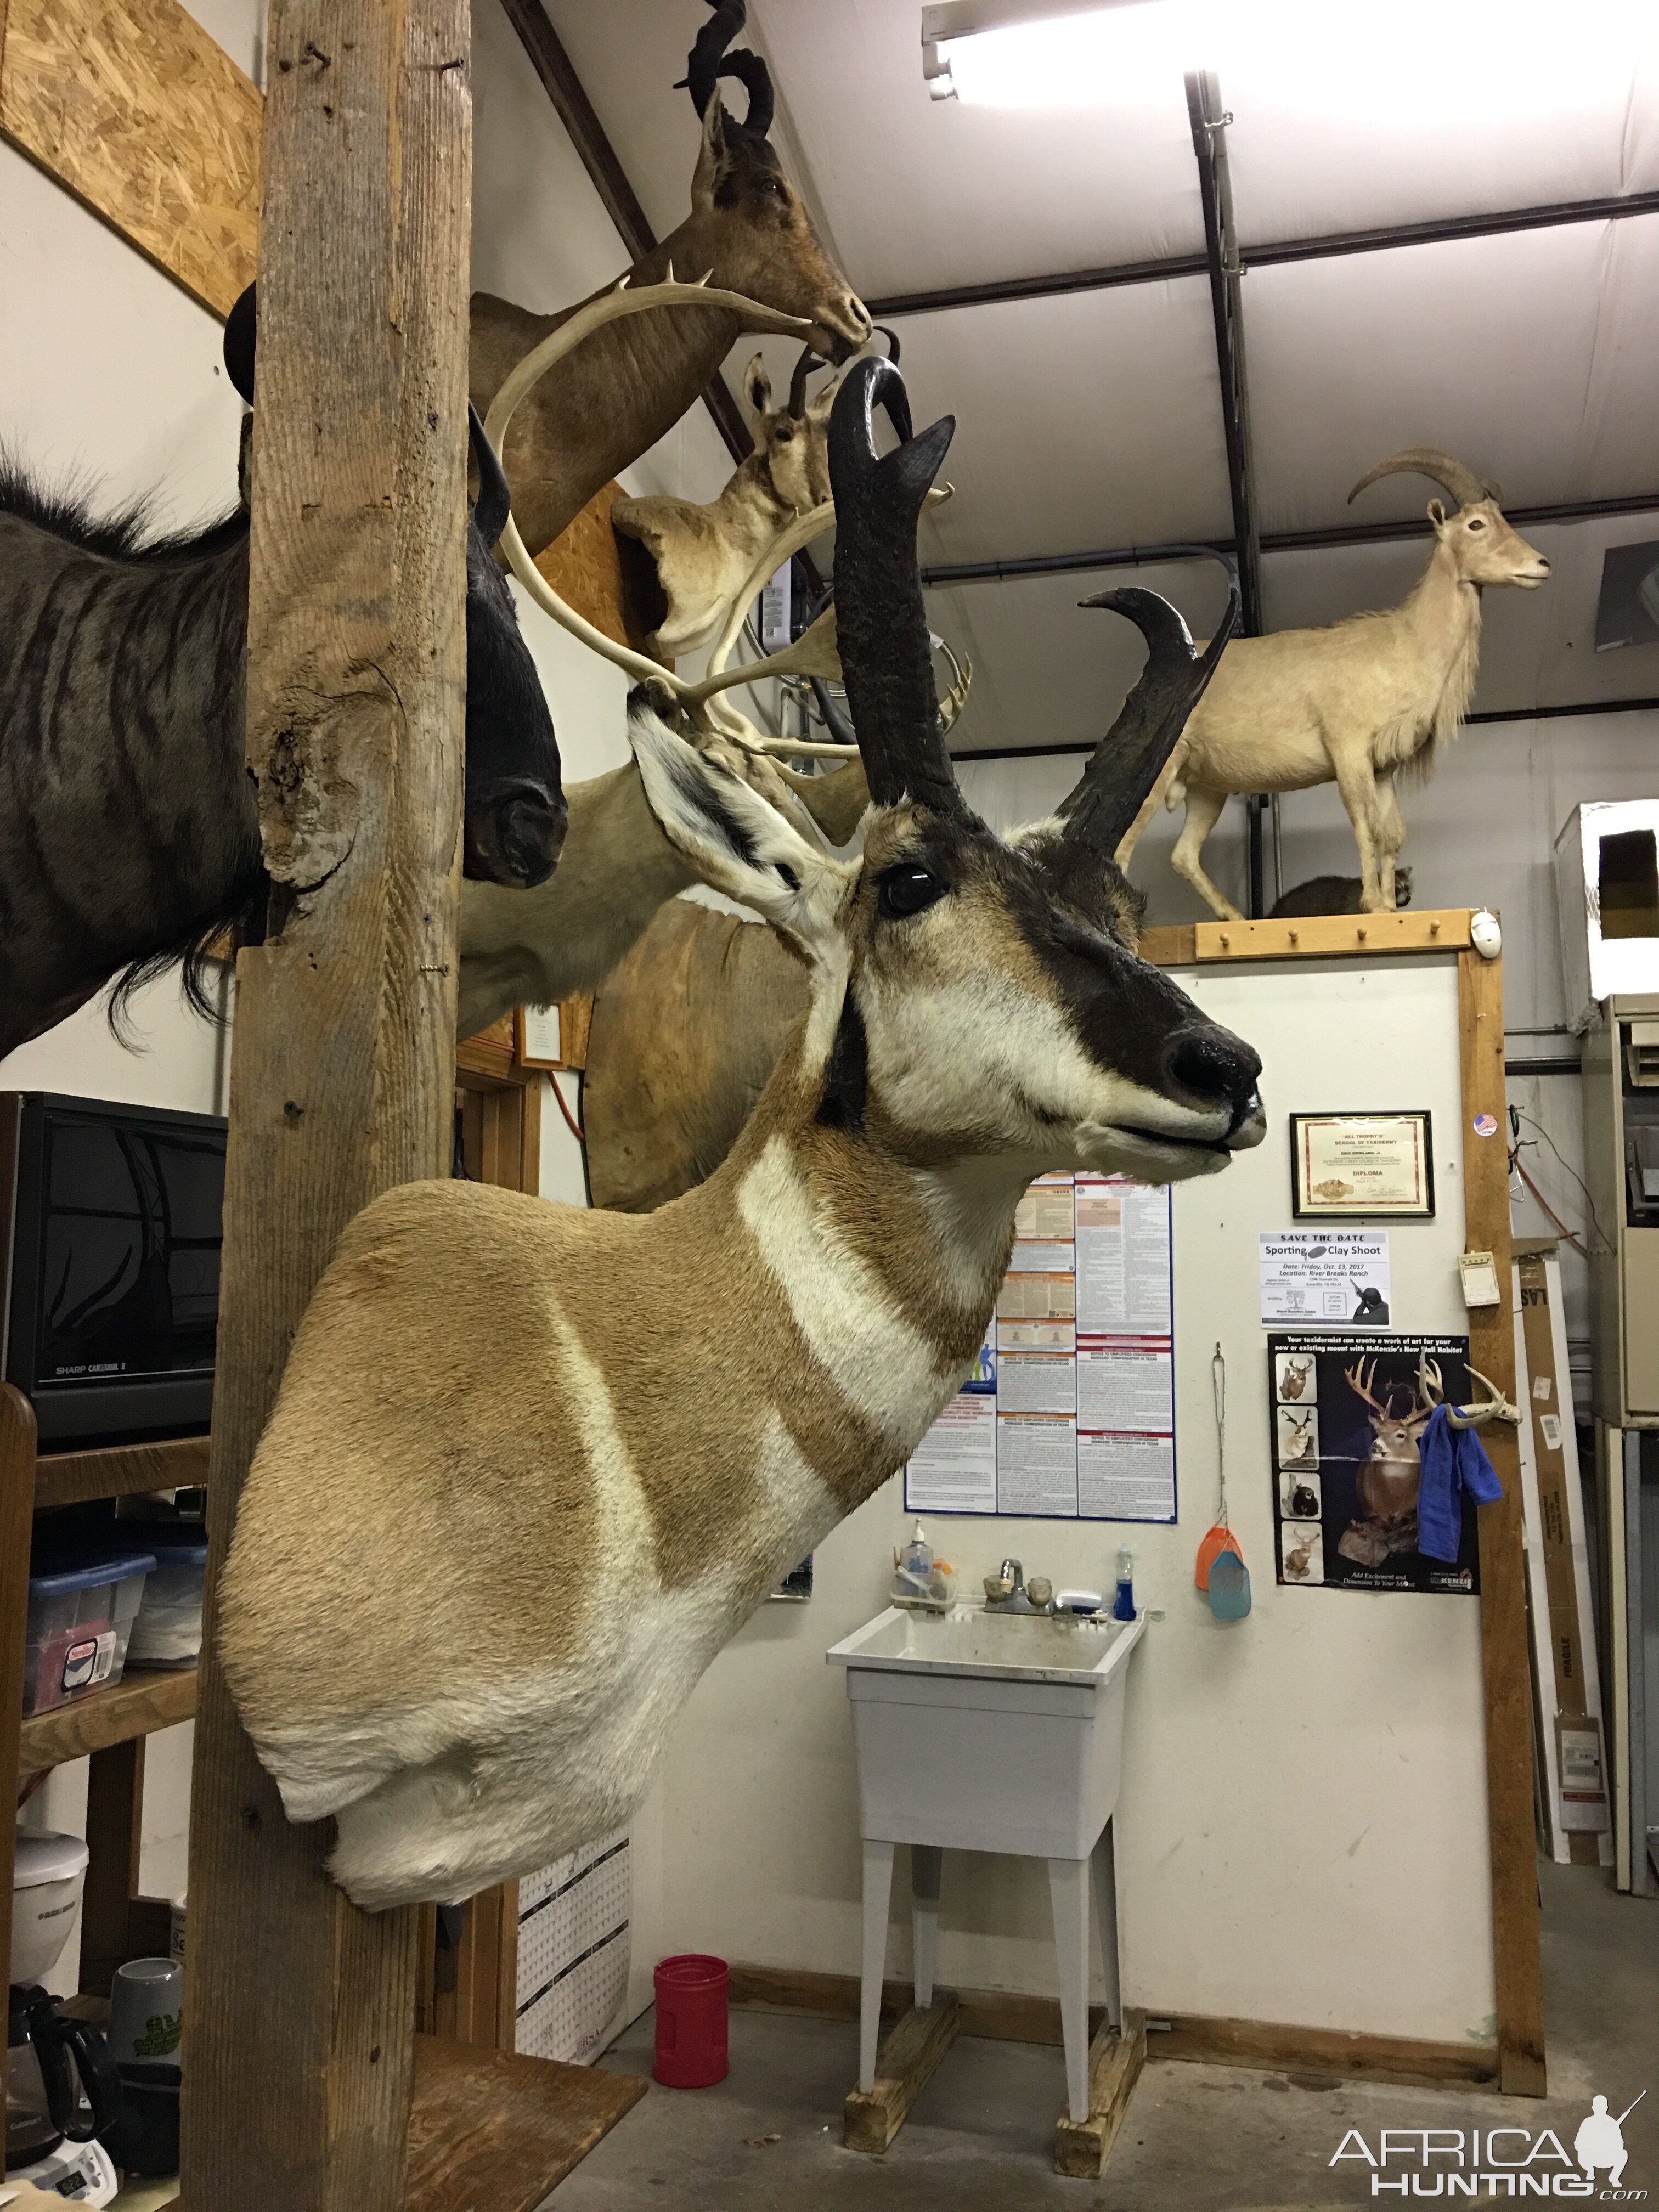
[906,1175,1176,1522]
[1267,1331,1480,1595]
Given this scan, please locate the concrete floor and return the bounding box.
[545,1860,1659,2210]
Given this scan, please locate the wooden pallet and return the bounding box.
[1053,2008,1146,2179]
[843,1994,961,2154]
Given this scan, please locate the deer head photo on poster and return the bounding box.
[1267,1334,1485,1595]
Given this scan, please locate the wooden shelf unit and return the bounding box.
[3,1385,207,2000]
[19,1667,198,1778]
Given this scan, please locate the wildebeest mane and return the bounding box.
[2,447,258,1047]
[0,451,247,566]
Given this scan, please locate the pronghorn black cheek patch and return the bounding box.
[815,992,868,1132]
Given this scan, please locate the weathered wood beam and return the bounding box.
[1458,946,1548,2096]
[1053,2008,1146,2180]
[179,3,472,2205]
[843,1994,961,2153]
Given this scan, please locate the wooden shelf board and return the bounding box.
[1140,907,1475,969]
[35,1431,210,1511]
[19,1666,197,1774]
[403,2034,646,2212]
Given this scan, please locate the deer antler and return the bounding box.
[484,276,856,708]
[484,283,962,749]
[936,635,973,735]
[1344,1357,1397,1422]
[1418,1351,1521,1429]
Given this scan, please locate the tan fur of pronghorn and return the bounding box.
[456,743,868,1039]
[1115,450,1549,918]
[611,352,838,661]
[220,360,1263,1910]
[468,69,867,563]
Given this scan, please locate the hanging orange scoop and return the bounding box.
[1195,1523,1243,1592]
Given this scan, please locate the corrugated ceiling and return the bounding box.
[534,0,1659,752]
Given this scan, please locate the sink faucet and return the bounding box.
[984,1559,1055,1615]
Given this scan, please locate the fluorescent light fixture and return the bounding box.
[922,0,1160,103]
[923,0,1659,116]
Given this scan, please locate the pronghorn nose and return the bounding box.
[1163,1023,1263,1135]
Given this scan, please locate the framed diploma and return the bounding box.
[515,1003,563,1069]
[1289,1111,1435,1220]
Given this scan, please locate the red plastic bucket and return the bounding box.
[653,1954,729,2087]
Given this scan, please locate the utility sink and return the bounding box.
[826,1605,1146,1858]
[827,1605,1148,2119]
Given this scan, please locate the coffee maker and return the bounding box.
[9,1831,120,2200]
[6,1982,122,2167]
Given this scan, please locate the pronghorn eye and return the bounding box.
[877,863,945,919]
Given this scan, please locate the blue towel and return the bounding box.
[1417,1404,1503,1562]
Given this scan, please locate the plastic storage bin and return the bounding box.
[124,1530,210,1668]
[24,1551,155,1717]
[653,1955,729,2087]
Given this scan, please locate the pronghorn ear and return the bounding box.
[628,692,847,942]
[742,353,772,444]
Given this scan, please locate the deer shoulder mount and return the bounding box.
[218,360,1266,1912]
[1115,448,1549,919]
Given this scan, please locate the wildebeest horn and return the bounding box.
[787,346,825,420]
[1347,448,1492,510]
[679,1,775,141]
[873,325,902,365]
[468,406,511,549]
[827,358,962,816]
[224,281,257,403]
[1056,584,1240,859]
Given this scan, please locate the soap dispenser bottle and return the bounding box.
[901,1521,933,1587]
[1113,1544,1136,1621]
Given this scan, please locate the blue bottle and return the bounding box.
[1113,1544,1136,1622]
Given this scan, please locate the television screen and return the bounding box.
[35,1112,224,1384]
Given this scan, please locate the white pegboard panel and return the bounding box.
[515,1832,630,2065]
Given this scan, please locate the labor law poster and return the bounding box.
[906,1176,1176,1523]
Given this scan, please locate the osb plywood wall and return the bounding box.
[0,0,259,314]
[535,481,647,652]
[0,0,642,634]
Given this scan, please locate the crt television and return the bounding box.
[0,1092,227,1449]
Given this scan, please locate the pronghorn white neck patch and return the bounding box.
[544,1288,661,1588]
[738,1135,951,1436]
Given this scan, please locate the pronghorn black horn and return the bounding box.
[787,346,824,420]
[828,358,962,816]
[679,1,775,140]
[1056,583,1240,857]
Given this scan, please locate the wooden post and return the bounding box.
[180,2,471,2205]
[1458,944,1547,2096]
[1,1386,38,2003]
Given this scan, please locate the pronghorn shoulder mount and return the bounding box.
[219,360,1266,1911]
[611,347,837,660]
